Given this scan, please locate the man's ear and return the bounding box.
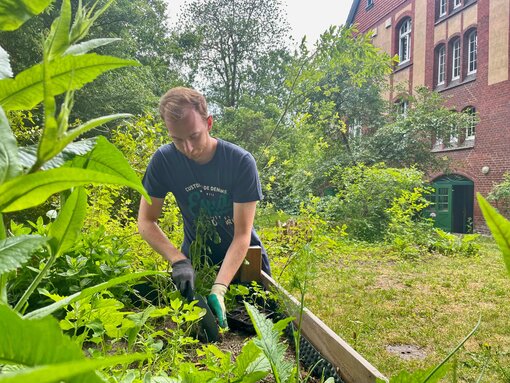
[207,115,213,131]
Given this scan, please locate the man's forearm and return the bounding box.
[215,236,251,286]
[138,220,185,264]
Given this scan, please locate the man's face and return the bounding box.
[165,108,213,164]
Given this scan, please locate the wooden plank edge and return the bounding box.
[261,271,388,383]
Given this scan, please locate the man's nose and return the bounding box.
[182,140,193,154]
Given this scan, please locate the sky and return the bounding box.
[165,0,353,48]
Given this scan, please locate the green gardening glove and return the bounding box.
[207,283,228,329]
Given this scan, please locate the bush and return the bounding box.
[322,163,426,241]
[488,172,510,218]
[385,186,435,257]
[429,229,481,257]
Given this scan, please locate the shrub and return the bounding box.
[385,186,435,257]
[488,172,510,218]
[323,163,426,241]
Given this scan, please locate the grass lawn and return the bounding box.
[271,236,510,382]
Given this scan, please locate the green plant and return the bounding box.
[185,209,221,297]
[245,301,296,383]
[0,0,160,379]
[324,163,426,241]
[193,342,270,382]
[385,186,434,258]
[0,304,146,383]
[163,297,204,371]
[477,193,510,276]
[488,172,510,219]
[429,229,480,258]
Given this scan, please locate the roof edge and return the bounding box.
[346,0,361,26]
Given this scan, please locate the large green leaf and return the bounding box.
[0,45,12,79]
[234,340,270,383]
[25,271,165,319]
[0,106,21,183]
[0,304,104,383]
[48,187,87,256]
[0,353,146,383]
[45,0,71,60]
[477,193,510,275]
[18,138,97,170]
[0,0,53,31]
[64,38,121,56]
[37,114,132,166]
[0,235,47,274]
[244,302,293,383]
[0,167,149,213]
[0,53,139,111]
[67,135,142,187]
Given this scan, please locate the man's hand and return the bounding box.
[171,259,195,302]
[207,283,228,328]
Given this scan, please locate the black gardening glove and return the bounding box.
[171,259,195,302]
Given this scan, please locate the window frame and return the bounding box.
[463,106,476,139]
[398,19,412,65]
[437,45,446,85]
[467,30,477,75]
[451,39,461,80]
[367,0,374,8]
[439,0,447,16]
[453,0,462,8]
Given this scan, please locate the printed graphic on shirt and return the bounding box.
[186,182,233,227]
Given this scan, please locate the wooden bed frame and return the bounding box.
[236,246,387,383]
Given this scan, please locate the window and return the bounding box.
[398,19,412,64]
[437,45,446,85]
[437,187,449,211]
[467,30,477,74]
[367,0,374,8]
[439,0,447,16]
[453,0,462,8]
[451,39,461,80]
[463,106,476,139]
[395,99,409,116]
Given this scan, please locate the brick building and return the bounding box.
[347,0,510,232]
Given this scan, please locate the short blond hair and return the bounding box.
[159,87,208,122]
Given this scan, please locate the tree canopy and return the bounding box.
[170,0,291,108]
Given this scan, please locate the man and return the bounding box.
[138,87,270,328]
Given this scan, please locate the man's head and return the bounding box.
[159,87,208,123]
[159,87,214,164]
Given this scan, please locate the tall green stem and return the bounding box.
[0,214,7,303]
[14,250,57,314]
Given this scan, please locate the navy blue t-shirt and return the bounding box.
[142,138,270,273]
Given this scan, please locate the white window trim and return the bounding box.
[437,46,446,85]
[467,31,477,75]
[452,39,461,80]
[464,107,476,139]
[439,0,447,16]
[433,137,444,149]
[367,0,374,7]
[453,0,462,8]
[399,19,412,65]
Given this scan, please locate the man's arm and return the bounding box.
[137,197,187,264]
[214,201,257,286]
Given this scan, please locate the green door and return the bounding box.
[434,184,453,232]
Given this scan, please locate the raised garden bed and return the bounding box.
[234,247,387,383]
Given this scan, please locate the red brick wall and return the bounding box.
[352,0,510,231]
[352,0,411,33]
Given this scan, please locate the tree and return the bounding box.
[0,0,182,121]
[363,86,476,171]
[270,26,395,203]
[171,0,291,108]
